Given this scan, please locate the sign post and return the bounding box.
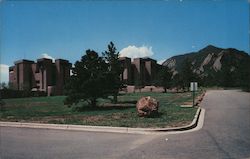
[190,82,198,107]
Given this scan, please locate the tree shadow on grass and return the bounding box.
[116,101,137,104]
[73,104,135,112]
[145,112,163,118]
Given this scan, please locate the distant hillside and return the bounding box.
[162,45,250,87]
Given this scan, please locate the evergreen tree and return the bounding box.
[102,42,123,103]
[172,73,184,92]
[154,66,172,93]
[0,82,8,90]
[237,57,250,91]
[218,65,234,87]
[64,50,108,107]
[180,58,196,91]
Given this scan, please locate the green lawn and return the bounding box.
[0,91,200,128]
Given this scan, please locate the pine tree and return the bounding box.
[154,66,172,93]
[102,42,123,103]
[180,58,196,91]
[64,50,108,107]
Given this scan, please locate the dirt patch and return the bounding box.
[182,102,193,105]
[111,113,129,120]
[83,115,105,122]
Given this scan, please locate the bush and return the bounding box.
[0,88,46,99]
[0,99,5,111]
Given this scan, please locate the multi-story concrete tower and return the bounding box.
[132,58,146,86]
[119,57,132,85]
[9,58,71,96]
[55,59,71,95]
[119,57,161,86]
[9,56,160,95]
[143,57,157,85]
[9,59,34,91]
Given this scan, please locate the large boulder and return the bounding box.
[136,96,159,117]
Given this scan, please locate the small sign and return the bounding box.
[190,82,198,107]
[190,82,198,91]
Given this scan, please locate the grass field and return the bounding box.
[0,91,201,128]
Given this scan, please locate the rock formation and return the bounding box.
[136,96,159,117]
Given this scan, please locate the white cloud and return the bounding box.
[41,53,55,62]
[120,45,154,59]
[157,59,166,65]
[70,64,75,76]
[0,64,9,83]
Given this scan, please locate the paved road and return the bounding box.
[1,90,250,159]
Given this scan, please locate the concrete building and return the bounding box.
[119,57,161,86]
[119,57,132,84]
[9,56,160,95]
[9,58,71,96]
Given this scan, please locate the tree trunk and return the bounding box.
[164,87,167,93]
[90,98,97,107]
[113,91,118,103]
[113,95,118,104]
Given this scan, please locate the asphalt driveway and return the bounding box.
[1,90,250,159]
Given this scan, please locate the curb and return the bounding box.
[0,107,202,134]
[152,107,201,132]
[195,91,206,106]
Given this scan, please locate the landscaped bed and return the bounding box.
[0,91,201,128]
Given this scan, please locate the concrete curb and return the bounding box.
[0,107,202,135]
[152,107,201,132]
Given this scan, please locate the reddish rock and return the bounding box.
[136,96,159,117]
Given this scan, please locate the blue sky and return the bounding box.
[0,0,249,83]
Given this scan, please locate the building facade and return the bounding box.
[119,57,161,86]
[9,58,71,96]
[9,57,160,96]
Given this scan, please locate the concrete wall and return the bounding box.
[124,85,164,93]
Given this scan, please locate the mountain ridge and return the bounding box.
[162,45,249,73]
[162,45,250,87]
